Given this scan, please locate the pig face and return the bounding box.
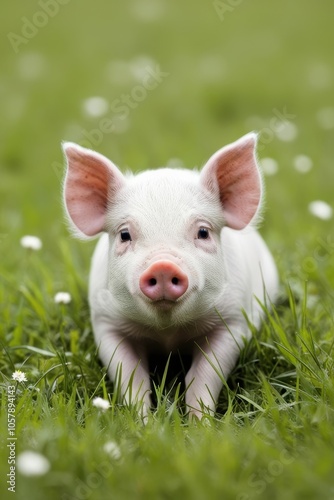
[104,167,227,330]
[63,133,262,332]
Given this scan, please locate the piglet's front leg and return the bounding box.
[92,315,152,418]
[185,327,243,419]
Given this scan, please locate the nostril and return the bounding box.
[139,260,189,301]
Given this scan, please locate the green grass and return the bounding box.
[1,0,334,499]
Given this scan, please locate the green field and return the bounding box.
[1,1,334,499]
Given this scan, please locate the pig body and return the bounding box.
[63,133,279,418]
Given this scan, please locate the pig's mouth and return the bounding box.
[150,298,179,311]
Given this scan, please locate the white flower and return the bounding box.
[275,121,298,142]
[260,157,279,176]
[12,370,27,382]
[308,63,332,90]
[82,96,109,118]
[293,155,313,173]
[308,200,333,220]
[18,52,46,81]
[92,397,110,411]
[20,235,42,251]
[54,292,72,304]
[17,451,50,477]
[103,441,122,459]
[130,55,157,81]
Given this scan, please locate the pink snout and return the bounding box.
[139,260,189,302]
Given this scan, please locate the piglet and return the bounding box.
[62,133,278,419]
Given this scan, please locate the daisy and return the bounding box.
[12,370,28,383]
[260,157,279,176]
[17,451,50,477]
[103,441,122,459]
[54,292,72,304]
[92,397,110,411]
[20,235,42,251]
[275,121,298,142]
[82,96,109,118]
[293,155,313,173]
[308,201,333,220]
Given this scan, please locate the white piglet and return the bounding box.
[62,132,278,419]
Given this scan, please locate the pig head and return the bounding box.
[62,132,278,419]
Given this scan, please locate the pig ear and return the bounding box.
[200,132,262,230]
[62,142,125,238]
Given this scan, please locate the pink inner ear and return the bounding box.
[201,133,261,230]
[64,144,121,237]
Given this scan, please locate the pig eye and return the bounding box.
[120,229,132,242]
[197,227,209,239]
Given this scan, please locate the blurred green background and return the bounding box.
[1,0,333,276]
[1,3,334,499]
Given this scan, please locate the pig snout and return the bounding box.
[139,260,189,302]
